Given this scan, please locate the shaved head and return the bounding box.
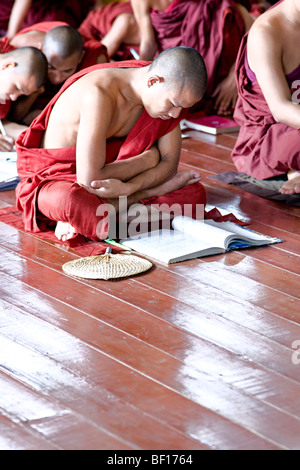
[149,47,207,101]
[42,25,84,60]
[3,47,48,87]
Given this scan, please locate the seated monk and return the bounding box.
[78,2,140,61]
[8,23,108,126]
[15,47,208,242]
[231,0,300,195]
[131,0,254,115]
[0,46,47,151]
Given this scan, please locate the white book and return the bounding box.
[120,216,282,264]
[0,151,19,190]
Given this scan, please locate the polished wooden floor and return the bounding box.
[0,130,299,450]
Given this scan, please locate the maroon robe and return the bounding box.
[16,61,206,240]
[232,34,300,179]
[150,0,246,101]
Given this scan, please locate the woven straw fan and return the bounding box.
[62,247,152,280]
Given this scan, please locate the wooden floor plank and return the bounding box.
[0,128,299,450]
[0,242,299,448]
[0,239,298,375]
[1,258,300,420]
[0,306,288,450]
[0,301,280,450]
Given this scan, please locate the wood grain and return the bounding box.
[0,129,299,450]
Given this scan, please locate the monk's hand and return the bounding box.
[90,178,130,198]
[212,74,238,116]
[0,134,14,152]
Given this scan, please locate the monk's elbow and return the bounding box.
[270,101,298,126]
[272,109,285,124]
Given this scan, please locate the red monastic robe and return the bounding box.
[232,34,300,179]
[16,62,206,240]
[78,2,138,61]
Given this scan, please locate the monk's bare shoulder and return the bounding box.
[43,70,117,148]
[50,69,118,123]
[43,67,141,147]
[10,30,44,48]
[247,7,283,71]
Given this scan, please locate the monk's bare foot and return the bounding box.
[146,170,201,199]
[280,170,300,195]
[55,221,77,242]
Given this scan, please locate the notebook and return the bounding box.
[181,115,240,135]
[0,151,20,190]
[119,216,282,264]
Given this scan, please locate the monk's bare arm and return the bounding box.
[75,89,159,187]
[6,0,32,39]
[131,0,157,60]
[125,125,182,193]
[90,125,182,198]
[247,19,300,128]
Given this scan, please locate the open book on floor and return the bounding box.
[181,114,240,135]
[120,216,282,264]
[0,151,20,190]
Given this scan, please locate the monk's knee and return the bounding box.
[38,181,111,240]
[66,183,111,240]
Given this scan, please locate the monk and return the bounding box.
[231,0,300,195]
[16,47,207,242]
[8,23,108,126]
[10,21,109,73]
[0,46,47,151]
[131,0,254,116]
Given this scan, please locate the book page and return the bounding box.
[121,228,224,264]
[0,152,18,182]
[172,216,236,248]
[204,220,280,244]
[120,216,282,263]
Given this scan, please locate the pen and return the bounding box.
[130,48,140,60]
[0,119,6,136]
[105,238,131,251]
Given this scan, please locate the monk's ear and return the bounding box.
[147,75,163,88]
[1,59,17,71]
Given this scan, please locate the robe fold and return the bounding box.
[232,34,300,179]
[16,61,206,240]
[150,0,245,98]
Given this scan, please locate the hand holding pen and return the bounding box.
[0,120,14,152]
